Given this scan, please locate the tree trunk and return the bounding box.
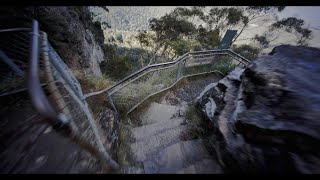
[148,43,163,65]
[232,14,258,44]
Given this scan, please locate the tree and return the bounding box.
[171,6,292,45]
[270,17,312,45]
[167,36,202,57]
[232,44,261,61]
[135,12,197,64]
[100,55,133,80]
[196,27,220,49]
[149,14,197,41]
[253,34,269,48]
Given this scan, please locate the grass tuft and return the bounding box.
[181,104,211,140]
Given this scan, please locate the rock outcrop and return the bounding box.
[196,45,320,173]
[0,6,106,76]
[37,7,105,76]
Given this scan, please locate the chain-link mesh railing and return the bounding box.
[0,28,32,97]
[106,51,247,114]
[0,19,118,171]
[38,31,119,170]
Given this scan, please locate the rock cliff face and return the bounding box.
[0,6,105,76]
[197,45,320,173]
[37,7,105,76]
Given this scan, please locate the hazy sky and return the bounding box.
[278,6,320,31]
[234,6,320,50]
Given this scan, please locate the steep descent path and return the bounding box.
[124,75,224,174]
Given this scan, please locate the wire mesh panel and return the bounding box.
[0,20,118,171]
[183,54,238,76]
[49,63,98,149]
[110,64,180,113]
[0,30,31,96]
[40,33,118,170]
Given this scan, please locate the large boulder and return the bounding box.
[196,45,320,173]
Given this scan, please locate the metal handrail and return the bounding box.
[83,48,250,99]
[0,28,33,33]
[27,20,63,124]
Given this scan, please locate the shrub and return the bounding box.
[77,74,114,117]
[213,59,237,75]
[232,44,261,61]
[100,55,133,80]
[77,75,113,93]
[182,104,208,140]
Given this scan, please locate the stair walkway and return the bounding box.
[127,101,223,174]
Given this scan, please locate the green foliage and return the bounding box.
[79,74,113,92]
[100,55,133,80]
[271,17,312,45]
[183,104,209,139]
[226,7,246,25]
[195,7,247,30]
[248,6,285,13]
[149,13,197,42]
[142,6,288,58]
[171,7,204,18]
[168,37,202,56]
[232,44,261,61]
[193,44,203,51]
[272,17,304,32]
[183,64,213,76]
[135,30,156,48]
[213,59,237,75]
[196,27,220,49]
[254,34,269,48]
[168,38,191,56]
[77,74,114,117]
[183,57,236,76]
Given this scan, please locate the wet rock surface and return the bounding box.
[197,45,320,173]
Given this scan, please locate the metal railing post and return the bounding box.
[28,20,60,122]
[107,92,118,114]
[176,61,182,81]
